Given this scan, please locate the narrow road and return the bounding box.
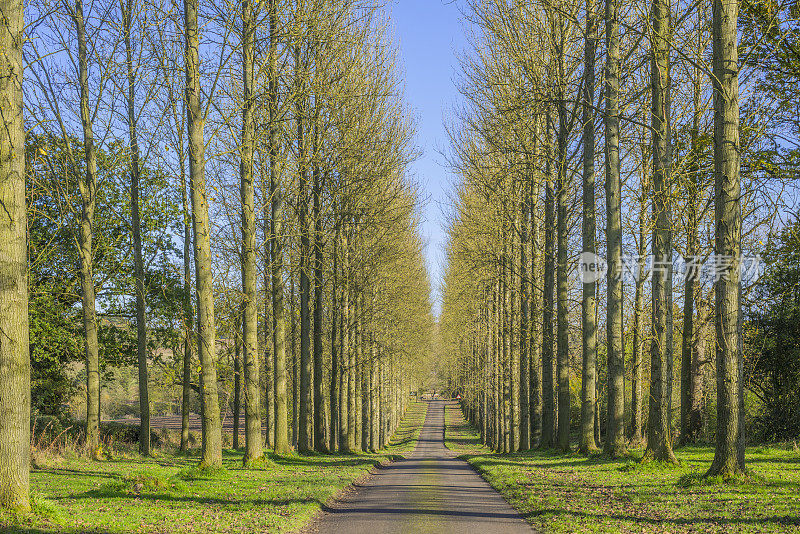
[308,400,532,534]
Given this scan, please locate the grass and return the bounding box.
[444,404,800,533]
[1,401,427,534]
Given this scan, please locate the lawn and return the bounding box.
[1,401,427,534]
[444,403,800,533]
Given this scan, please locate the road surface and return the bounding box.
[307,400,533,534]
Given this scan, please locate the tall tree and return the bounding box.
[707,0,745,477]
[580,0,600,455]
[644,0,677,463]
[120,0,151,457]
[74,0,102,458]
[270,0,291,456]
[0,0,30,510]
[185,0,223,467]
[239,0,262,463]
[604,0,627,457]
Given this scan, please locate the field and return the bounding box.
[0,402,427,534]
[444,404,800,533]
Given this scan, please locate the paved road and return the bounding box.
[307,400,533,534]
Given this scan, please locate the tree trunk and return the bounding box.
[530,120,543,447]
[180,122,193,453]
[291,277,299,447]
[630,163,648,447]
[680,30,704,447]
[644,0,677,463]
[233,324,241,450]
[519,170,530,450]
[185,0,222,467]
[370,333,379,452]
[556,47,571,451]
[240,0,262,462]
[74,0,102,459]
[120,0,150,457]
[708,0,744,477]
[312,119,327,452]
[360,306,370,452]
[0,0,29,508]
[581,0,600,455]
[541,111,556,449]
[604,0,627,458]
[329,227,339,452]
[339,246,350,451]
[295,32,313,452]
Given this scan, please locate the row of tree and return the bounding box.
[439,0,795,478]
[0,0,432,513]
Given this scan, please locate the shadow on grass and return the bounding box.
[71,489,322,509]
[267,454,383,469]
[523,507,800,528]
[30,468,119,480]
[468,454,627,470]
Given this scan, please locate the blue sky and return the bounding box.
[388,0,467,316]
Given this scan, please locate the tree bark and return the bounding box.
[604,0,627,457]
[329,227,339,451]
[185,0,222,467]
[0,0,29,508]
[268,0,290,456]
[239,0,262,462]
[644,0,677,463]
[708,0,745,477]
[541,110,556,449]
[180,112,193,453]
[581,0,600,455]
[519,169,530,450]
[312,124,327,453]
[630,155,648,447]
[120,0,150,457]
[74,0,102,459]
[233,323,241,450]
[556,45,571,451]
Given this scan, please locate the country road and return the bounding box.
[307,400,533,534]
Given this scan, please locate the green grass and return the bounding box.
[2,401,427,534]
[445,405,800,533]
[444,403,490,455]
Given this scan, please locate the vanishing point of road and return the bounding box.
[308,400,533,534]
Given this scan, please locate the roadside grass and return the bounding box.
[444,404,800,533]
[444,402,490,455]
[2,401,427,534]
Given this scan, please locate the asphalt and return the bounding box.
[306,400,533,534]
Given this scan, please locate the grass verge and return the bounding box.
[445,405,800,533]
[2,401,428,534]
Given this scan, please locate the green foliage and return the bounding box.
[745,217,800,441]
[25,132,185,419]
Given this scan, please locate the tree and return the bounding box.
[604,0,626,458]
[580,0,600,455]
[120,0,151,457]
[239,0,263,464]
[707,0,745,477]
[644,0,677,464]
[184,0,223,468]
[0,0,30,511]
[269,0,291,456]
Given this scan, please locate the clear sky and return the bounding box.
[388,0,467,317]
